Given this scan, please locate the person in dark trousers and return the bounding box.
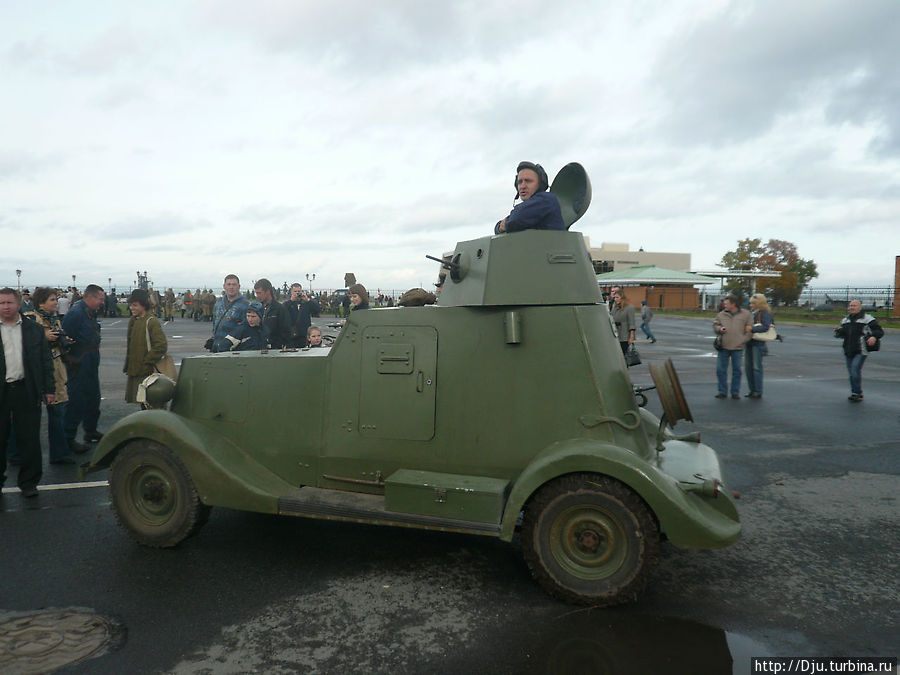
[745,293,774,399]
[640,300,656,343]
[834,299,884,402]
[713,294,752,399]
[610,290,635,355]
[62,283,105,452]
[1,288,55,498]
[24,287,76,464]
[283,283,320,348]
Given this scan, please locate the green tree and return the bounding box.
[719,238,818,306]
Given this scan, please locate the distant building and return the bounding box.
[596,266,715,310]
[585,239,691,275]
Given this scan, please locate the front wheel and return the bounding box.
[521,474,659,605]
[109,440,209,548]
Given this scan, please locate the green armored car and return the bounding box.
[83,164,740,606]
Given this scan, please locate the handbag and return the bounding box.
[862,325,880,352]
[624,344,641,367]
[751,323,777,342]
[713,334,723,351]
[145,318,178,380]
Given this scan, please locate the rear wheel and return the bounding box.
[110,440,209,547]
[522,473,659,605]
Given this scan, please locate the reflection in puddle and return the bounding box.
[507,610,770,675]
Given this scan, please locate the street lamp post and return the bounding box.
[16,269,21,291]
[72,274,76,290]
[306,273,316,293]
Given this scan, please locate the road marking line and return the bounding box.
[2,481,108,494]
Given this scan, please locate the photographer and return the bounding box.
[24,287,78,462]
[283,283,320,348]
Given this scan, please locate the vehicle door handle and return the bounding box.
[416,371,424,392]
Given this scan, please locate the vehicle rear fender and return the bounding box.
[82,410,294,514]
[499,438,740,549]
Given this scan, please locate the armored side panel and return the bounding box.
[438,230,603,307]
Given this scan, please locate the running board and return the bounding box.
[278,487,501,537]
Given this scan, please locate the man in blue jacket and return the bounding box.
[62,283,105,452]
[209,274,250,352]
[494,161,565,234]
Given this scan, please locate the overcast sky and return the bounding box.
[2,0,898,294]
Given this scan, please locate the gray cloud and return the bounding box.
[96,214,210,240]
[653,0,900,152]
[193,0,576,74]
[6,26,151,78]
[234,203,305,224]
[0,150,56,180]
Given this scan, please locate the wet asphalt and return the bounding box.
[1,312,897,674]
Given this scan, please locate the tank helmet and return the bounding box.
[514,161,549,196]
[142,374,176,407]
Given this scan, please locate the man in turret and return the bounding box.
[494,161,564,234]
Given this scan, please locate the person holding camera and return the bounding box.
[24,287,77,463]
[494,161,565,234]
[834,299,884,402]
[283,283,321,348]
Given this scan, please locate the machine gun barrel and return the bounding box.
[425,254,460,271]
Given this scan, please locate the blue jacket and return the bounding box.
[213,295,250,341]
[495,191,565,234]
[216,322,270,352]
[62,300,101,356]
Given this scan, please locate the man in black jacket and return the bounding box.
[1,288,55,497]
[253,279,291,349]
[283,283,320,348]
[834,299,885,402]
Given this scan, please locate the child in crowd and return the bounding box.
[307,325,324,347]
[215,301,270,351]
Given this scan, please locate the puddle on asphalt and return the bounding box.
[499,610,771,675]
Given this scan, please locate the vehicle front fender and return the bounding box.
[82,410,295,514]
[500,438,740,549]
